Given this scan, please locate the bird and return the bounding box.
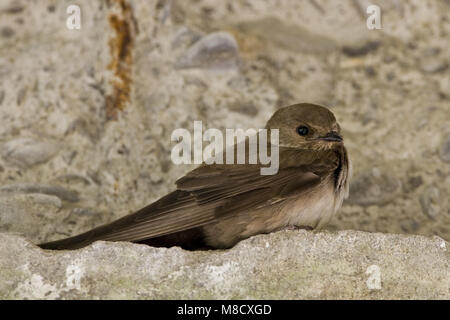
[39,103,351,250]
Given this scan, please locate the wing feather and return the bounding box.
[40,149,327,250]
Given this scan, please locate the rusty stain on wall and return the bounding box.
[105,0,137,120]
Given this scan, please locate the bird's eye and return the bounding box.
[297,125,309,136]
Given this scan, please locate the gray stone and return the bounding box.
[0,193,62,243]
[0,230,448,299]
[347,168,401,206]
[0,190,109,245]
[420,57,448,73]
[237,17,338,53]
[420,186,441,219]
[440,135,450,163]
[0,0,449,299]
[1,137,59,168]
[171,26,203,49]
[0,4,25,14]
[399,218,419,233]
[175,32,240,70]
[342,41,381,57]
[228,102,259,116]
[439,76,450,98]
[0,26,15,38]
[0,183,80,202]
[405,175,423,193]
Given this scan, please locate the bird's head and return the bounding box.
[265,103,343,151]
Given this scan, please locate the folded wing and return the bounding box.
[40,153,324,250]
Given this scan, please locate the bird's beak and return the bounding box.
[318,131,343,142]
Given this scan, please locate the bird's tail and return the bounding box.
[38,190,208,250]
[39,229,99,250]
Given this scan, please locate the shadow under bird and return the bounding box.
[40,103,351,250]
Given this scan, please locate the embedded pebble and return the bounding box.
[238,17,338,53]
[171,26,203,49]
[419,57,448,73]
[1,138,59,168]
[0,26,15,38]
[439,135,450,163]
[175,32,240,70]
[342,41,381,57]
[0,183,79,202]
[420,186,440,219]
[400,218,419,233]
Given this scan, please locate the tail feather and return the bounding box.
[39,230,99,250]
[39,226,208,250]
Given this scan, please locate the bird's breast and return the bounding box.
[202,174,341,248]
[281,174,338,229]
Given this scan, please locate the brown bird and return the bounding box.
[39,103,351,250]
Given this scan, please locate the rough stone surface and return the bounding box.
[0,230,448,299]
[440,135,450,163]
[1,138,59,168]
[0,0,448,243]
[348,168,401,206]
[175,32,240,69]
[0,0,449,299]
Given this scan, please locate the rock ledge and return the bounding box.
[0,230,448,299]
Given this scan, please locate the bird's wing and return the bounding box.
[176,164,321,214]
[117,165,322,237]
[40,148,336,250]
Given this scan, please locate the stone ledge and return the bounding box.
[0,230,448,299]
